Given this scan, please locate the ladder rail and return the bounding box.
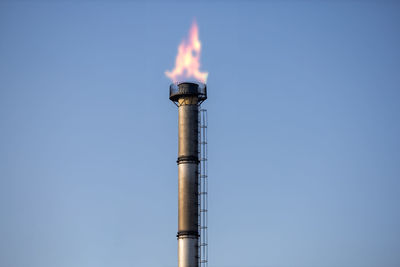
[198,108,208,267]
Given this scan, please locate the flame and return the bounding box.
[165,21,208,84]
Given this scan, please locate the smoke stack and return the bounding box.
[170,82,207,267]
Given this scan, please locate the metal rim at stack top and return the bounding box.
[169,82,207,103]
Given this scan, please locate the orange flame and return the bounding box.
[165,21,208,84]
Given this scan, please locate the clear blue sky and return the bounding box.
[1,1,399,267]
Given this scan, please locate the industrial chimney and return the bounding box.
[170,82,207,267]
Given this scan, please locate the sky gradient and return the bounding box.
[1,1,399,267]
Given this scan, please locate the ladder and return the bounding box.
[198,109,208,267]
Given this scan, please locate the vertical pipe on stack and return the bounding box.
[177,98,199,267]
